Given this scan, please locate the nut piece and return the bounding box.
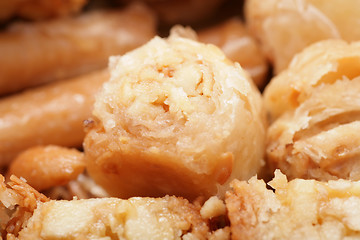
[7,145,85,191]
[0,0,87,22]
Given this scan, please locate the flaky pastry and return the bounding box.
[0,174,228,239]
[226,170,360,240]
[17,196,212,240]
[264,40,360,180]
[84,33,266,200]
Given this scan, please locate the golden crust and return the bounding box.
[7,146,85,191]
[226,170,360,240]
[264,40,360,180]
[0,70,108,166]
[0,175,230,239]
[84,34,266,200]
[0,172,230,239]
[264,40,360,121]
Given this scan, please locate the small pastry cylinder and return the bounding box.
[0,70,108,166]
[0,3,156,95]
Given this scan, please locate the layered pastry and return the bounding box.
[0,174,227,239]
[226,170,360,240]
[84,33,267,200]
[264,40,360,180]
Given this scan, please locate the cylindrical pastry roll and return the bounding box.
[116,0,224,25]
[245,0,360,74]
[0,70,109,167]
[84,34,266,200]
[0,0,87,22]
[264,40,360,180]
[197,18,269,88]
[0,3,156,95]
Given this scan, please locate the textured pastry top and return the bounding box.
[226,170,360,240]
[264,39,360,181]
[85,33,266,199]
[264,39,360,121]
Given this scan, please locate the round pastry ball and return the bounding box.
[83,34,266,200]
[265,40,360,180]
[245,0,360,74]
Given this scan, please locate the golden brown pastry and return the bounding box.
[116,0,224,25]
[84,33,267,200]
[1,173,226,239]
[226,170,360,240]
[198,17,269,88]
[0,0,87,22]
[0,174,49,238]
[245,0,360,74]
[0,70,108,167]
[0,3,156,95]
[7,145,85,191]
[15,196,214,240]
[264,40,360,180]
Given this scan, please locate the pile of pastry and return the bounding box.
[1,0,360,239]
